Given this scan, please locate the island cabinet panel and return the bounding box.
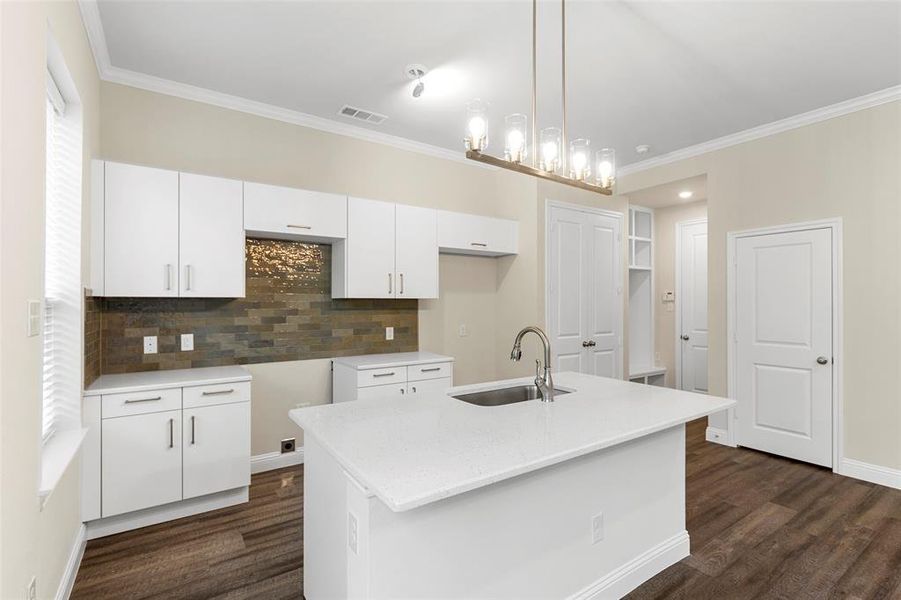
[437,210,518,257]
[243,181,347,242]
[332,353,455,403]
[183,401,251,500]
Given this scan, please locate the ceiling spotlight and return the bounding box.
[405,64,427,99]
[679,190,693,199]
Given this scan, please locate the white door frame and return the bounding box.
[726,218,843,472]
[544,199,625,379]
[674,218,708,391]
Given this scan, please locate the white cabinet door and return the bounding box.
[339,197,396,298]
[406,377,452,396]
[395,204,438,299]
[179,173,245,298]
[244,182,347,242]
[101,410,182,517]
[436,210,518,256]
[183,402,251,499]
[357,383,407,401]
[104,162,179,297]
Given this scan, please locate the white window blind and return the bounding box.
[42,72,83,444]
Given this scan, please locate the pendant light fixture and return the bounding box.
[463,0,615,195]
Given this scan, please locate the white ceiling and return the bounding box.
[94,1,901,166]
[627,174,706,209]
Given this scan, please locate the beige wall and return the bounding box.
[620,102,901,471]
[650,200,708,388]
[1,2,100,598]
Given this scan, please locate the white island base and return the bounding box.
[305,425,688,599]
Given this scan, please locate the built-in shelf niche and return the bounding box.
[628,205,663,384]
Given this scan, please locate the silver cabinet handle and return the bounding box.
[470,242,488,247]
[286,224,312,229]
[165,264,172,291]
[399,273,404,295]
[190,415,196,445]
[372,372,395,378]
[125,396,162,404]
[201,388,234,396]
[168,418,174,449]
[681,335,690,341]
[185,264,192,291]
[816,356,829,365]
[421,367,441,372]
[388,273,393,294]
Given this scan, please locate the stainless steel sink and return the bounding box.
[452,385,571,407]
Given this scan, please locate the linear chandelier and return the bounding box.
[463,0,615,196]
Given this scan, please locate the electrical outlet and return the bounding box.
[280,438,296,454]
[143,335,158,354]
[591,512,604,544]
[458,324,468,337]
[385,326,394,341]
[348,512,359,554]
[26,577,36,600]
[180,333,194,351]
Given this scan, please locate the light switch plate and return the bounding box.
[180,333,194,351]
[143,335,158,354]
[385,326,394,341]
[348,512,359,554]
[27,301,41,337]
[458,324,468,337]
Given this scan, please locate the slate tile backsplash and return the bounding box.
[98,239,417,374]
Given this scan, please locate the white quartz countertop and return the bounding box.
[332,351,453,370]
[85,365,252,396]
[290,371,735,512]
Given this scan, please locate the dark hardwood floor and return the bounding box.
[72,419,901,599]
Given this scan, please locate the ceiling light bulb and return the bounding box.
[468,116,486,140]
[507,129,524,152]
[598,160,613,180]
[542,141,558,163]
[679,190,693,199]
[572,152,587,173]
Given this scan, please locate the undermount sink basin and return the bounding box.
[453,384,571,407]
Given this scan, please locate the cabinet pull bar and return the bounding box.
[191,415,196,445]
[125,396,162,404]
[400,273,404,294]
[388,273,393,294]
[168,418,174,449]
[185,264,192,291]
[286,224,312,229]
[420,367,441,372]
[470,242,488,247]
[165,264,172,290]
[372,372,395,378]
[201,388,234,396]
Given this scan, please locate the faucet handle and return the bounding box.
[535,359,542,379]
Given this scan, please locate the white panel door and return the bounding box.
[243,182,347,241]
[547,205,622,377]
[346,197,396,298]
[395,204,438,299]
[183,402,251,499]
[406,377,452,397]
[735,227,833,466]
[104,162,179,297]
[357,383,408,401]
[179,173,245,298]
[101,410,182,517]
[678,221,708,392]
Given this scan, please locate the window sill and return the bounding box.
[39,428,87,502]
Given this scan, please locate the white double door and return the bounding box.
[547,204,623,378]
[734,227,834,467]
[678,220,709,393]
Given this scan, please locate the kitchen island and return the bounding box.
[290,371,734,599]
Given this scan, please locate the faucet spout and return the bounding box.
[509,326,555,402]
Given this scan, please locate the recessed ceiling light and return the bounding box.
[679,190,693,199]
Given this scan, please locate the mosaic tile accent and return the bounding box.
[84,293,103,386]
[99,239,418,374]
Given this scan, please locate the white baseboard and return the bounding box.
[55,523,86,600]
[251,447,304,474]
[568,530,690,600]
[840,458,901,490]
[705,427,736,447]
[86,487,248,540]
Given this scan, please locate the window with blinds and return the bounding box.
[42,71,83,444]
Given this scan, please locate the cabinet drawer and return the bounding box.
[357,366,407,388]
[184,381,251,409]
[407,362,453,382]
[102,388,182,419]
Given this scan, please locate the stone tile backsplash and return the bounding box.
[97,239,417,375]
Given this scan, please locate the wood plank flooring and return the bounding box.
[72,419,901,599]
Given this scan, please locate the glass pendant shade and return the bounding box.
[596,148,616,189]
[464,99,488,152]
[504,114,527,163]
[539,127,562,173]
[569,138,591,181]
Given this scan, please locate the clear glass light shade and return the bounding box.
[464,99,488,152]
[539,127,562,173]
[504,114,527,163]
[596,148,616,189]
[569,138,591,181]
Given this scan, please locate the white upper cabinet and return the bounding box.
[334,197,396,299]
[243,182,347,242]
[395,204,438,299]
[436,210,518,257]
[179,173,245,298]
[104,162,180,297]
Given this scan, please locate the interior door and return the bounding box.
[735,227,833,466]
[183,402,251,499]
[547,204,622,377]
[179,173,246,298]
[678,221,708,392]
[395,204,438,299]
[347,197,395,298]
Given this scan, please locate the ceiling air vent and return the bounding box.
[338,105,388,125]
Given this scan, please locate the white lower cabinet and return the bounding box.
[183,401,251,500]
[406,377,452,396]
[102,409,183,518]
[332,352,454,403]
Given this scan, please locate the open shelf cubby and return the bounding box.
[628,206,666,386]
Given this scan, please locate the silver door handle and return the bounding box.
[399,273,404,294]
[185,264,192,291]
[168,418,174,449]
[125,396,162,404]
[388,273,393,294]
[286,224,312,230]
[816,356,829,365]
[411,386,417,393]
[582,340,596,347]
[165,264,172,290]
[190,415,196,445]
[400,387,405,395]
[681,335,690,341]
[201,388,234,396]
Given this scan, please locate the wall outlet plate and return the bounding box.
[348,512,359,554]
[385,326,394,341]
[280,438,296,454]
[180,333,194,351]
[143,335,158,354]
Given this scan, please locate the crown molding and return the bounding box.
[619,85,901,177]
